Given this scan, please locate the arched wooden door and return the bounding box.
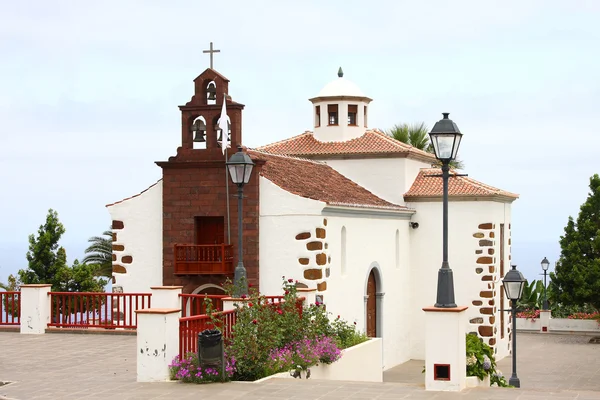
[366,270,377,337]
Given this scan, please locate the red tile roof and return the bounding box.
[404,169,519,201]
[257,130,438,162]
[248,150,410,211]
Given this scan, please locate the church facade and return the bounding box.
[107,67,518,369]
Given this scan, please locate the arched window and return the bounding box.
[341,226,347,275]
[395,229,400,269]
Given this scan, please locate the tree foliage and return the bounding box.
[82,228,113,278]
[386,122,465,169]
[550,174,600,310]
[17,209,107,292]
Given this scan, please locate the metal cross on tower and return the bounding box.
[203,42,221,69]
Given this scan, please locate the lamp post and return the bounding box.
[429,112,463,308]
[226,146,254,297]
[502,264,526,388]
[541,257,550,310]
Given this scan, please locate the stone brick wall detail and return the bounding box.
[295,218,331,298]
[469,222,501,352]
[111,220,135,286]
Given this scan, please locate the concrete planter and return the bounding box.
[465,375,490,388]
[271,338,383,383]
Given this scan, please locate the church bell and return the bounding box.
[207,84,217,101]
[192,119,206,142]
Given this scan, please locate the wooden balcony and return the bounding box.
[174,244,234,275]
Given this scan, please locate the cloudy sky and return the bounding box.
[1,0,598,284]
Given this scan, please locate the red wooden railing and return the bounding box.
[180,294,227,317]
[174,244,234,275]
[48,292,151,329]
[179,310,236,357]
[0,291,20,326]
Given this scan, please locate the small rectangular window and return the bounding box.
[315,106,320,127]
[328,104,338,125]
[348,104,357,126]
[364,105,368,127]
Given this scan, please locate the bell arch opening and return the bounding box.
[191,116,207,149]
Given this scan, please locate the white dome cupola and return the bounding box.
[309,67,373,142]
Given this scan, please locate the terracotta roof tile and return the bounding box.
[257,130,438,161]
[248,150,410,211]
[404,169,519,200]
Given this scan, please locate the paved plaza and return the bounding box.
[1,331,599,399]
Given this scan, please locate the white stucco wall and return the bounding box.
[259,177,414,369]
[312,100,368,142]
[324,158,432,206]
[107,180,163,294]
[406,200,513,361]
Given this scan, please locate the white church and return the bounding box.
[107,65,518,369]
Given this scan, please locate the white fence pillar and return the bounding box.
[222,297,245,312]
[150,286,183,309]
[19,284,52,335]
[423,306,468,392]
[297,288,317,306]
[539,310,551,333]
[135,308,180,382]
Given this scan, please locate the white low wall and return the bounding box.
[550,318,600,333]
[517,317,600,333]
[271,338,383,383]
[466,375,490,388]
[516,318,541,331]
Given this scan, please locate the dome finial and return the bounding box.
[338,67,343,78]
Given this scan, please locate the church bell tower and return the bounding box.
[173,68,245,161]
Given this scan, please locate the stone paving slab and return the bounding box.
[1,332,600,399]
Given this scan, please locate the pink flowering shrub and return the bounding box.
[169,352,236,383]
[516,309,540,321]
[266,335,342,375]
[567,311,600,321]
[224,277,366,381]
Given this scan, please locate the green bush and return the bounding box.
[219,277,368,381]
[466,333,509,387]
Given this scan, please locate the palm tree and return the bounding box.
[386,122,465,169]
[83,229,113,278]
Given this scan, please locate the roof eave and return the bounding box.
[323,203,415,219]
[308,95,373,103]
[403,194,519,203]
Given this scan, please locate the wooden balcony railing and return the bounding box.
[174,244,234,275]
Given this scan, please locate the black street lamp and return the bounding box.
[541,257,550,310]
[429,113,463,308]
[502,264,526,388]
[226,146,254,297]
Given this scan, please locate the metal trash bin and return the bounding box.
[198,329,223,367]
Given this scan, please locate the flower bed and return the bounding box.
[169,277,369,383]
[272,337,383,382]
